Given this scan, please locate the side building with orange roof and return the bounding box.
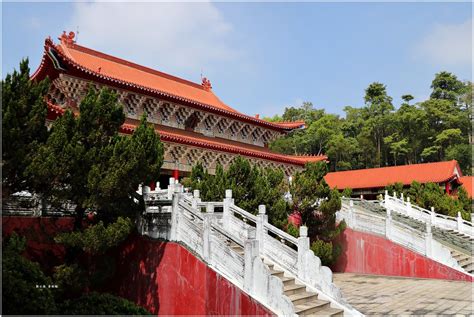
[32,31,326,185]
[324,160,464,199]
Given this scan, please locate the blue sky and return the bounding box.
[2,2,472,117]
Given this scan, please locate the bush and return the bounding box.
[310,240,334,266]
[2,233,58,315]
[58,292,151,315]
[287,223,299,238]
[55,216,133,254]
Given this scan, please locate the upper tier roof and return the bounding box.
[324,160,462,190]
[33,31,304,132]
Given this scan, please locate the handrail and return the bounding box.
[178,201,204,221]
[264,222,298,246]
[230,205,257,223]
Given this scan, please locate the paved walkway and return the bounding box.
[333,273,473,316]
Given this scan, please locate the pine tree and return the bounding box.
[2,59,50,197]
[290,162,345,265]
[27,87,163,226]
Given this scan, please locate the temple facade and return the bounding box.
[32,31,325,182]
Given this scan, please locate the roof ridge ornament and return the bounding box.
[59,31,76,46]
[201,77,212,91]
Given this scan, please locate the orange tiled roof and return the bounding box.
[324,161,462,190]
[459,176,473,198]
[265,120,305,129]
[34,32,303,132]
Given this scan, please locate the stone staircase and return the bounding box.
[142,182,361,316]
[350,199,473,273]
[230,243,344,316]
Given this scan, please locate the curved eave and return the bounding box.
[42,40,304,134]
[118,123,324,167]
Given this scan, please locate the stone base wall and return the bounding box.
[332,227,473,282]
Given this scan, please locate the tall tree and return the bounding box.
[2,59,50,197]
[430,71,465,103]
[27,87,163,225]
[290,162,344,265]
[362,82,394,167]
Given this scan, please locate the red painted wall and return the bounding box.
[333,227,473,282]
[2,216,272,315]
[2,216,75,273]
[110,235,273,316]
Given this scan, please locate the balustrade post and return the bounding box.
[192,190,201,209]
[425,220,433,258]
[244,228,259,294]
[457,212,463,231]
[256,205,268,251]
[430,207,436,224]
[386,209,392,239]
[170,183,181,241]
[406,197,412,218]
[400,193,404,201]
[156,181,160,190]
[223,189,233,229]
[202,215,211,261]
[137,184,143,195]
[348,200,354,227]
[168,177,175,199]
[297,226,310,281]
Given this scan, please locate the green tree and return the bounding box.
[2,233,58,315]
[363,82,395,167]
[290,162,345,265]
[2,59,50,197]
[58,292,151,315]
[27,87,163,226]
[430,71,465,103]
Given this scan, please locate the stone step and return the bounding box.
[270,269,285,278]
[284,283,307,296]
[462,262,474,272]
[288,291,318,306]
[458,257,473,266]
[280,276,295,286]
[294,299,331,315]
[311,307,345,316]
[451,251,469,260]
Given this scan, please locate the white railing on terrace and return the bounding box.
[338,199,468,275]
[384,191,473,238]
[141,178,361,316]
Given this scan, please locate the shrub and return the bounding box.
[58,292,151,315]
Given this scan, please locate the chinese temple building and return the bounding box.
[32,31,325,183]
[324,160,464,199]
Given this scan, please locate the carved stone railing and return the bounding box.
[184,188,359,315]
[384,191,473,238]
[141,179,361,316]
[2,192,76,217]
[338,199,468,275]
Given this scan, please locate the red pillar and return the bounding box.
[173,169,179,180]
[150,181,156,191]
[445,182,451,195]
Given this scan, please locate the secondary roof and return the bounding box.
[324,160,463,190]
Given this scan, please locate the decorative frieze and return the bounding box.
[49,75,286,147]
[163,142,301,176]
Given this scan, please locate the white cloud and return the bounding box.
[414,19,472,66]
[67,2,242,79]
